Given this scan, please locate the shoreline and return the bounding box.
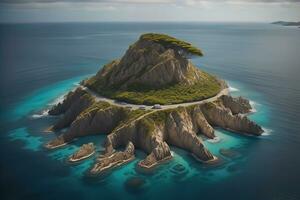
[89,156,135,176]
[192,154,219,164]
[44,141,69,149]
[44,126,54,133]
[69,150,95,162]
[138,155,173,169]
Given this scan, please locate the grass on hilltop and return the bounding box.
[140,33,203,57]
[85,71,221,105]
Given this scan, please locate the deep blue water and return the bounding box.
[0,22,300,200]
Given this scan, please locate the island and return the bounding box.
[45,33,264,175]
[271,21,300,28]
[69,143,95,162]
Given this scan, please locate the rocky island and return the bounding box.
[69,143,95,162]
[45,33,263,175]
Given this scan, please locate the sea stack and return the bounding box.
[69,143,95,162]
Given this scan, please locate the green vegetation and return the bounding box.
[139,117,156,136]
[85,71,221,105]
[112,109,150,132]
[140,33,203,57]
[79,101,111,118]
[147,109,172,124]
[81,93,95,103]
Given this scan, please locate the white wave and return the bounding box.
[249,100,261,113]
[249,100,256,106]
[31,109,49,119]
[170,151,175,157]
[262,127,273,136]
[229,86,239,92]
[48,94,66,106]
[73,82,80,86]
[207,136,222,143]
[249,100,257,113]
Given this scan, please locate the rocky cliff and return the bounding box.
[46,88,263,174]
[83,33,224,106]
[84,33,212,90]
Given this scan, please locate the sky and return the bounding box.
[0,0,299,23]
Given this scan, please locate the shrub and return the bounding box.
[140,33,203,57]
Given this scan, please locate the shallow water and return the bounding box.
[0,22,299,200]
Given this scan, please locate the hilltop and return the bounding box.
[84,33,223,105]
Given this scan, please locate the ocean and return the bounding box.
[0,22,299,200]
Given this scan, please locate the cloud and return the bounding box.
[0,0,172,4]
[0,0,300,4]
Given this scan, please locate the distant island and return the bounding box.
[45,33,263,175]
[271,21,300,28]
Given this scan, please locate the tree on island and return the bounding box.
[140,33,203,58]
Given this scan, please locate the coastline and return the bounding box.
[69,150,95,162]
[3,22,295,200]
[89,156,135,176]
[44,126,54,133]
[44,141,69,149]
[192,154,219,164]
[138,155,173,169]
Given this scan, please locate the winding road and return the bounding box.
[81,86,229,110]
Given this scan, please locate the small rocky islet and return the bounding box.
[45,33,264,175]
[69,143,95,162]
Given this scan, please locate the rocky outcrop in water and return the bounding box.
[220,95,251,115]
[46,88,263,173]
[69,143,95,162]
[48,87,95,131]
[90,142,135,175]
[201,101,263,136]
[49,87,88,115]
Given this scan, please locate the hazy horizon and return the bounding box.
[0,0,299,23]
[0,20,292,24]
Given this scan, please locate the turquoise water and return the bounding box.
[10,76,88,120]
[1,22,299,200]
[3,55,270,198]
[8,128,43,152]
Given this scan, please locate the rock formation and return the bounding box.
[85,33,205,90]
[48,87,95,131]
[45,33,264,175]
[46,88,263,173]
[69,143,95,162]
[90,142,135,175]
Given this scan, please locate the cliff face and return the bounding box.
[46,88,263,174]
[220,95,251,115]
[201,97,263,135]
[85,36,205,90]
[49,87,89,116]
[49,88,95,131]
